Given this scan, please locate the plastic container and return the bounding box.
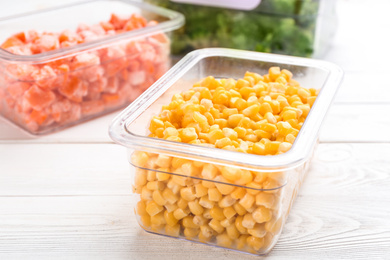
[109,48,343,255]
[0,0,184,134]
[145,0,337,58]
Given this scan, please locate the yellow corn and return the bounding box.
[242,213,256,229]
[153,190,166,206]
[223,206,236,220]
[210,206,225,221]
[165,224,180,237]
[216,232,233,248]
[252,206,272,223]
[199,195,215,209]
[188,200,204,215]
[208,188,222,202]
[208,219,224,234]
[146,201,164,216]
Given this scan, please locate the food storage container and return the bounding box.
[0,0,184,134]
[109,48,343,255]
[145,0,337,58]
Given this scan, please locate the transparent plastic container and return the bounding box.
[109,48,343,255]
[0,0,184,134]
[145,0,337,58]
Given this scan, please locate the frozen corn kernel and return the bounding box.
[209,219,224,234]
[136,200,147,216]
[188,200,204,215]
[239,193,255,210]
[173,208,188,220]
[195,183,208,198]
[199,195,215,209]
[146,201,163,217]
[220,217,234,228]
[226,224,240,240]
[218,195,237,208]
[256,192,275,208]
[248,223,267,238]
[242,213,256,229]
[134,168,147,187]
[200,225,214,239]
[162,188,178,204]
[208,188,222,202]
[247,236,265,251]
[223,206,236,220]
[146,181,165,191]
[210,206,225,221]
[152,190,166,206]
[214,176,235,195]
[180,187,196,201]
[235,215,248,234]
[131,152,149,168]
[252,206,272,224]
[184,227,199,238]
[233,203,247,216]
[231,187,246,200]
[216,232,233,248]
[165,224,180,237]
[193,215,207,226]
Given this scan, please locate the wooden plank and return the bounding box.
[0,143,389,259]
[334,72,390,103]
[320,104,390,143]
[0,144,130,196]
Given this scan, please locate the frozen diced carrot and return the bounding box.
[72,52,100,69]
[100,21,115,31]
[138,43,156,62]
[59,103,81,123]
[23,85,56,111]
[1,36,23,49]
[59,29,80,43]
[109,14,127,30]
[50,97,71,122]
[105,76,119,94]
[29,109,48,125]
[6,64,36,81]
[31,65,57,89]
[128,70,146,86]
[81,100,105,116]
[7,82,31,99]
[102,93,120,106]
[32,34,60,53]
[58,76,87,102]
[128,59,140,71]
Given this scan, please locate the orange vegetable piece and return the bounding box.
[23,85,56,111]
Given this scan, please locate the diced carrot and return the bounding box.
[1,36,23,49]
[29,109,48,125]
[58,76,87,103]
[102,93,120,106]
[100,21,115,31]
[23,85,56,111]
[109,14,127,30]
[81,100,104,116]
[105,76,119,94]
[31,65,57,89]
[7,82,31,99]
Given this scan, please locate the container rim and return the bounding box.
[109,48,343,171]
[0,0,184,62]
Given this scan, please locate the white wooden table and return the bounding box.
[1,0,390,259]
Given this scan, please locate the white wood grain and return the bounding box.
[0,143,389,259]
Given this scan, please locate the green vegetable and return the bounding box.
[146,0,321,57]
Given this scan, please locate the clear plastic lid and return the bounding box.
[109,48,343,171]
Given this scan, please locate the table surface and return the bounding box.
[1,0,390,259]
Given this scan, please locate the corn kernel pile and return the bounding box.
[131,67,318,253]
